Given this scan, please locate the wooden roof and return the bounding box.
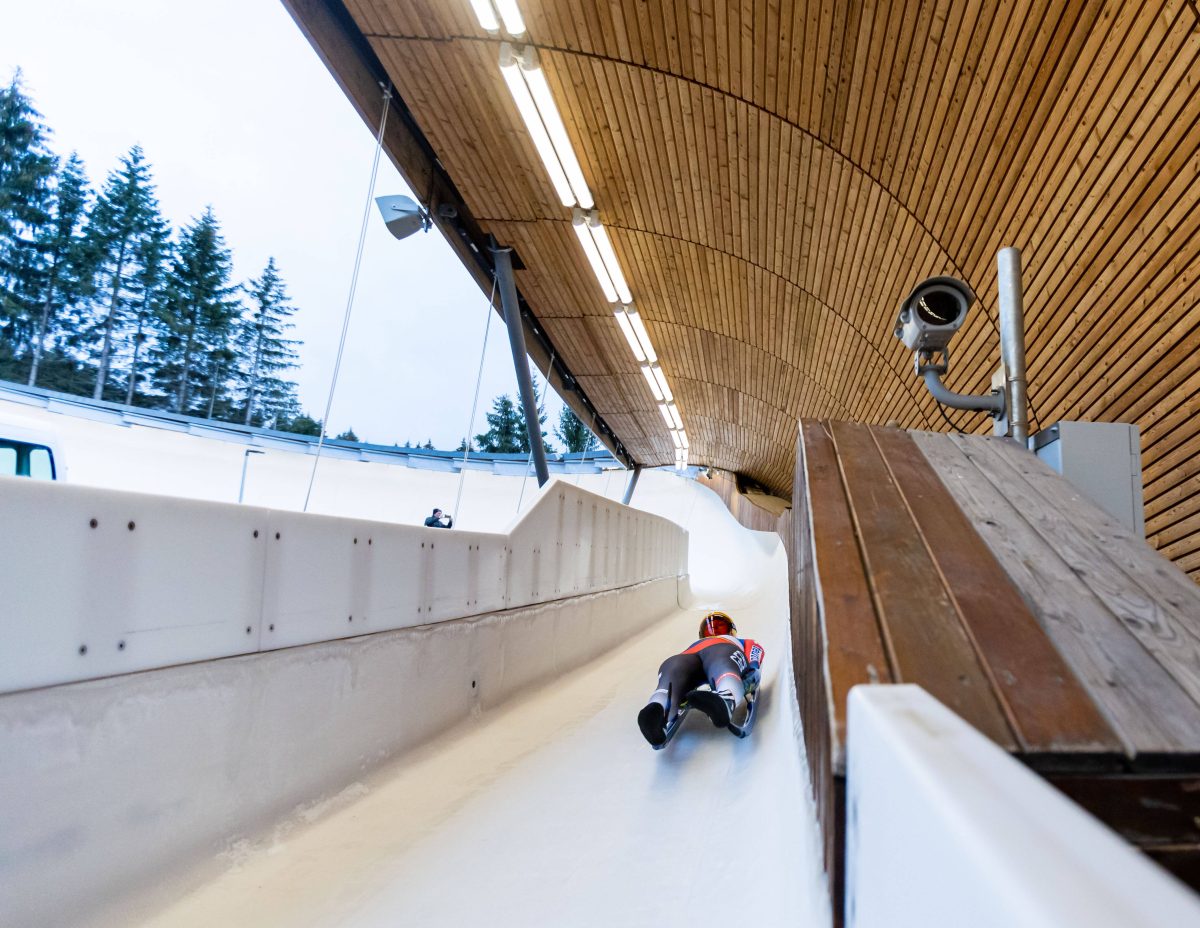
[285,0,1200,579]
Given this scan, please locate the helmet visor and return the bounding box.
[700,613,734,637]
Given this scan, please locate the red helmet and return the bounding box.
[698,611,736,638]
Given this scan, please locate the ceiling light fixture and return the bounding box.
[469,0,501,31]
[584,218,631,302]
[493,0,526,35]
[648,364,672,403]
[613,308,646,362]
[670,430,682,449]
[666,403,684,430]
[573,209,618,302]
[498,45,591,209]
[499,44,574,207]
[624,307,656,363]
[658,404,675,429]
[641,364,664,402]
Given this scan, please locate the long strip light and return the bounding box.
[640,364,663,402]
[471,0,524,35]
[584,217,630,301]
[493,0,526,34]
[498,45,591,209]
[613,308,645,362]
[470,0,500,31]
[500,45,574,207]
[573,209,631,302]
[520,49,592,209]
[573,210,618,302]
[488,6,686,464]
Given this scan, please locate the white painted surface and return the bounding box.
[0,475,684,693]
[845,685,1200,928]
[0,579,681,928]
[127,527,826,927]
[0,458,828,928]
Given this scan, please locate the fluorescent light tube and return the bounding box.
[520,53,592,209]
[499,44,575,207]
[640,364,663,402]
[658,404,674,428]
[667,403,683,430]
[587,220,632,303]
[573,211,618,301]
[470,0,500,31]
[625,308,656,363]
[649,364,672,403]
[494,0,525,35]
[613,309,645,362]
[679,431,689,449]
[670,430,682,449]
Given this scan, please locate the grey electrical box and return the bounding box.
[1031,421,1144,536]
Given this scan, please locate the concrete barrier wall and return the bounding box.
[0,475,686,694]
[0,476,687,926]
[1,578,679,928]
[845,686,1200,928]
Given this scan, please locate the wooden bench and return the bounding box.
[787,420,1200,917]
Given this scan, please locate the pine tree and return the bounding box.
[554,405,599,454]
[516,373,552,454]
[0,72,56,359]
[86,145,159,399]
[236,257,300,425]
[475,394,524,453]
[152,208,238,413]
[335,428,359,442]
[124,219,169,405]
[27,153,92,386]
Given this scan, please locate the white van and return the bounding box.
[0,419,64,481]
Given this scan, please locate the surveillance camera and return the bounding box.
[893,276,976,353]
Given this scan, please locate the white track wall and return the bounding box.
[0,476,685,693]
[845,686,1200,928]
[0,476,687,927]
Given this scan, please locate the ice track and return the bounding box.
[127,474,829,926]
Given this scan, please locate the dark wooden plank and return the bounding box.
[915,431,1200,757]
[799,420,893,770]
[1050,773,1200,850]
[828,420,1016,750]
[874,426,1120,754]
[786,439,836,915]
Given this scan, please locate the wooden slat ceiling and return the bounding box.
[321,0,1200,577]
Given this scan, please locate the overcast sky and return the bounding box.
[0,0,566,449]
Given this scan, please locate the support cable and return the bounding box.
[452,275,498,525]
[304,85,392,512]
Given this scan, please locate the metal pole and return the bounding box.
[492,244,550,488]
[997,247,1029,445]
[238,449,264,503]
[621,465,642,506]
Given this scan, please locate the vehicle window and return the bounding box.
[0,446,15,476]
[29,447,54,480]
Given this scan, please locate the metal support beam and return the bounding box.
[997,247,1030,445]
[621,465,642,506]
[492,244,549,488]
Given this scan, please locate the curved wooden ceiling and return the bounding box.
[298,0,1200,577]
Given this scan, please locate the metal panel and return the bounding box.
[0,477,686,694]
[0,477,267,692]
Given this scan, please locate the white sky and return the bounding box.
[0,0,566,449]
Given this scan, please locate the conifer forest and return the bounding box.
[0,73,318,434]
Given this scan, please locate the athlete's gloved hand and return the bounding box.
[742,666,761,695]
